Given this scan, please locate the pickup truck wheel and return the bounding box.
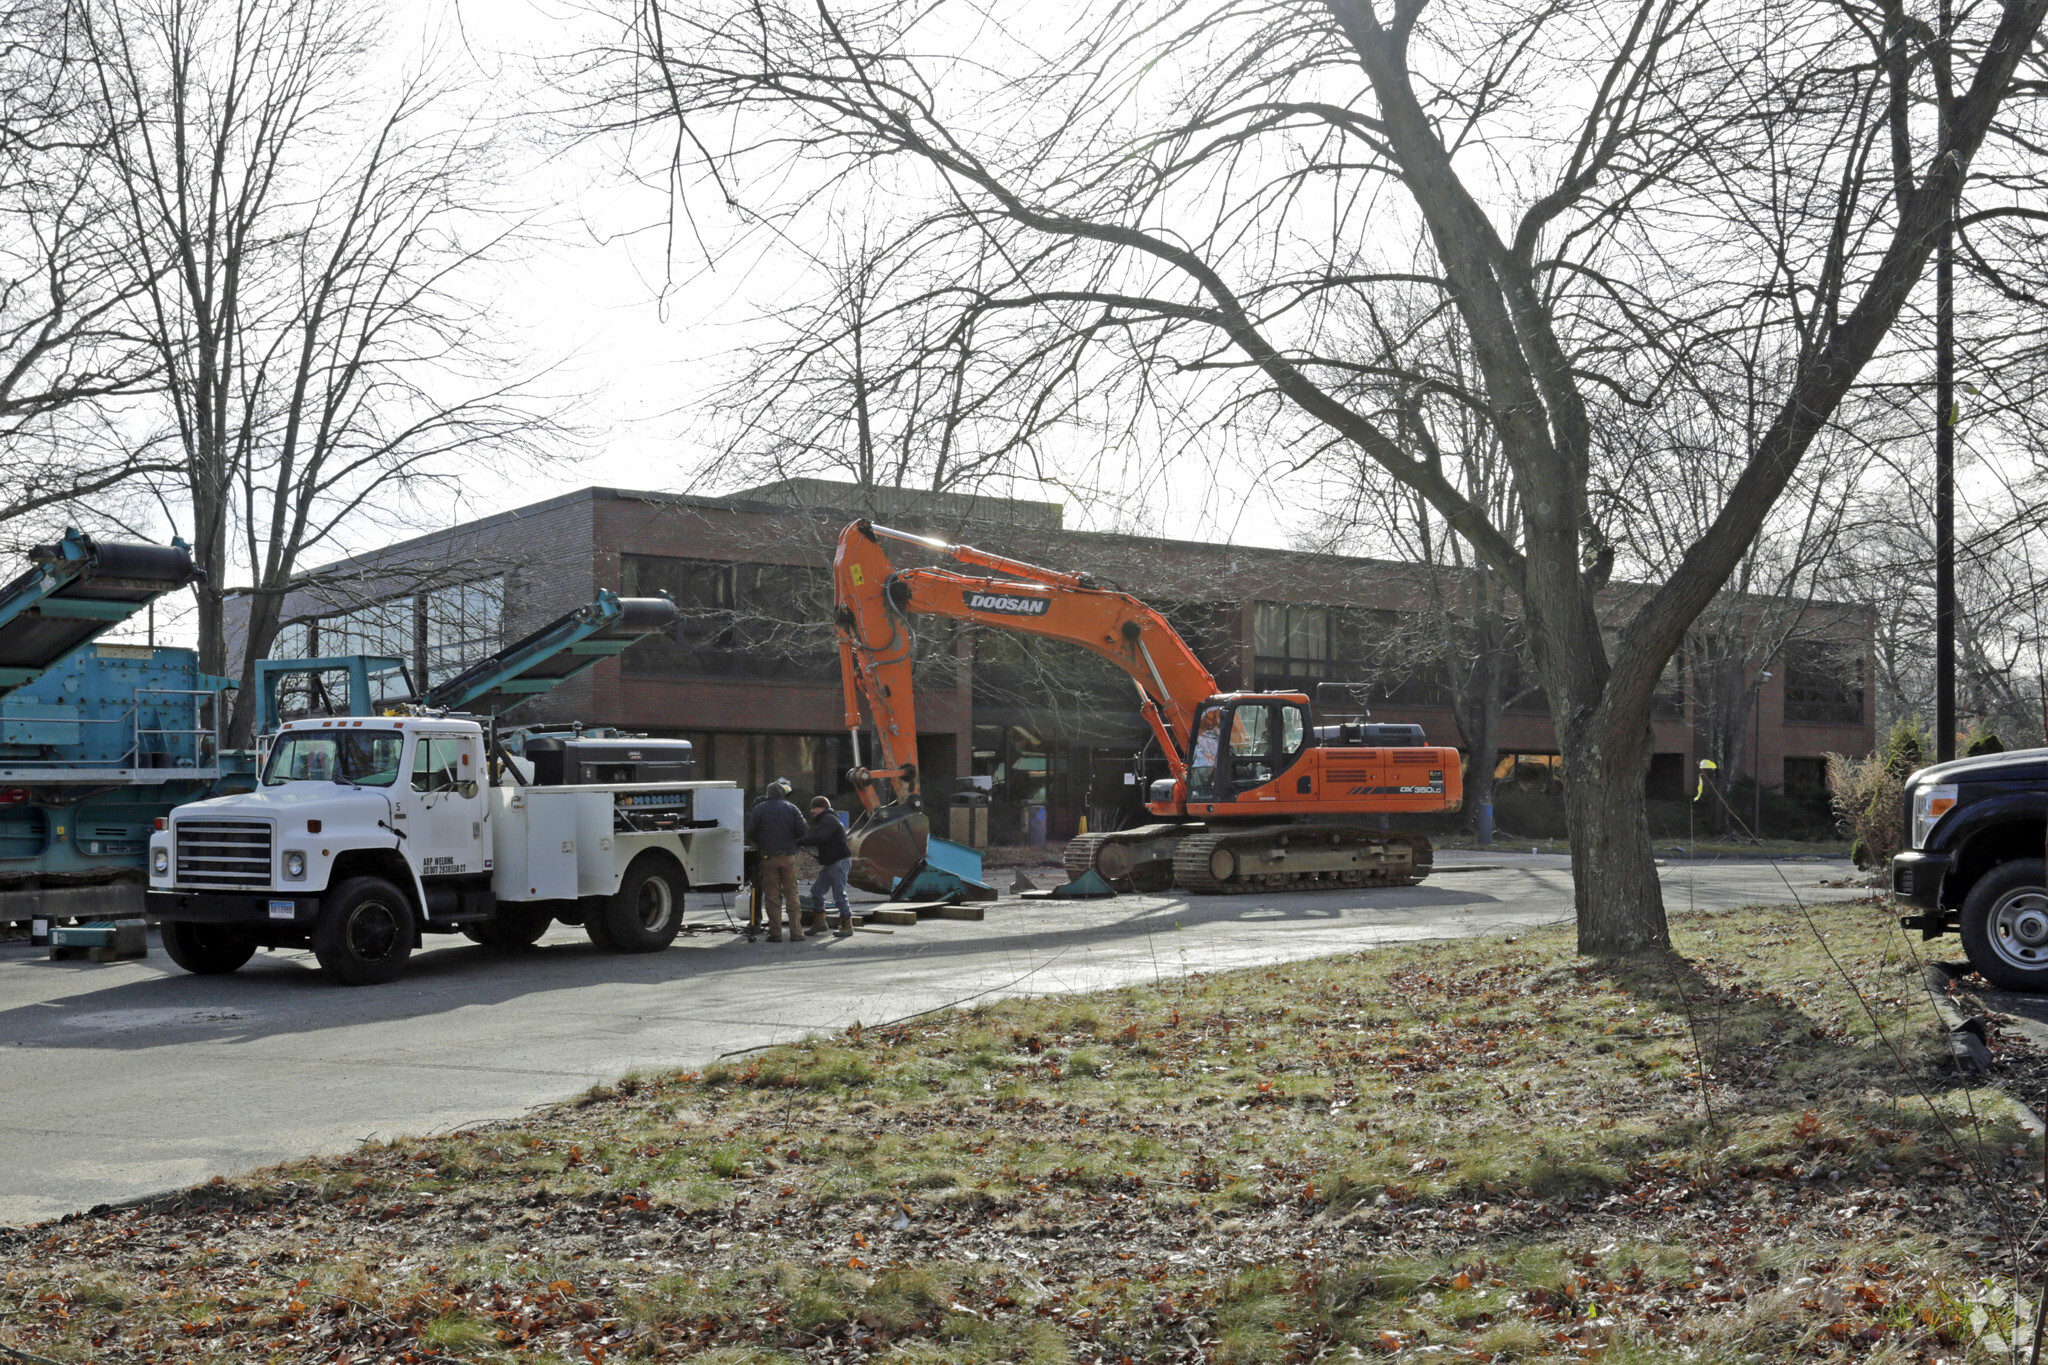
[1960,858,2048,991]
[597,854,686,953]
[160,922,256,975]
[312,876,416,985]
[473,904,552,950]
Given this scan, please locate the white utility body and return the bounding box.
[145,715,742,984]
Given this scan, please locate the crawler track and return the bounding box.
[1063,833,1109,883]
[1171,826,1431,895]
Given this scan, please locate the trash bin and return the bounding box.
[1026,804,1047,847]
[949,790,990,847]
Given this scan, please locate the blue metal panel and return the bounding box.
[0,644,231,768]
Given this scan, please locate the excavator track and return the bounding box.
[1171,825,1432,895]
[1064,833,1109,883]
[1068,824,1182,891]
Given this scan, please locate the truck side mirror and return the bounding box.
[458,779,479,800]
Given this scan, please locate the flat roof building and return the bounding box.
[236,482,1877,842]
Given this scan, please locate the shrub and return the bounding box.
[1827,716,1927,868]
[1965,729,2007,757]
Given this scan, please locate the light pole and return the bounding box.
[1753,669,1773,836]
[1935,0,1958,763]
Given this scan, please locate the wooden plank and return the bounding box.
[866,908,921,926]
[925,904,984,921]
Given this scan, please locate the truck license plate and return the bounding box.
[268,900,295,920]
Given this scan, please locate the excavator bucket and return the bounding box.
[848,803,929,895]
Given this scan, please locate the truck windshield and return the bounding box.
[263,730,404,787]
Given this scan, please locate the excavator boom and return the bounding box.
[833,519,1215,889]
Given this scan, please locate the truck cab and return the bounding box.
[147,715,743,984]
[1892,747,2048,990]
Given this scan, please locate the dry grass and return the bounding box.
[4,897,2043,1363]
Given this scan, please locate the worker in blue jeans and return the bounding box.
[800,796,855,937]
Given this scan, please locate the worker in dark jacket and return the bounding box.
[800,796,855,937]
[744,779,809,941]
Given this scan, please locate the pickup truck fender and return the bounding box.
[1925,791,2046,905]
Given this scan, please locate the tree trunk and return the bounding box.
[225,587,285,748]
[1558,716,1668,955]
[190,504,227,677]
[1458,640,1505,847]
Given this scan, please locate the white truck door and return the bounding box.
[409,733,487,877]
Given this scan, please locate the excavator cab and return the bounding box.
[1184,696,1310,802]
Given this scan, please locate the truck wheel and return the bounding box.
[160,922,256,975]
[1960,858,2048,991]
[583,897,618,950]
[312,876,416,985]
[595,854,686,953]
[473,904,553,950]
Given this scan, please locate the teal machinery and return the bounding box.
[0,530,232,923]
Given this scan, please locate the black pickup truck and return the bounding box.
[1892,749,2048,989]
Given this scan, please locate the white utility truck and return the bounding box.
[145,715,743,984]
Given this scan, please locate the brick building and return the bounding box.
[234,480,1878,841]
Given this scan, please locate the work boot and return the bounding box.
[789,928,808,941]
[835,920,854,938]
[766,930,784,942]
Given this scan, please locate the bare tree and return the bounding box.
[703,223,1101,500]
[0,0,168,536]
[79,0,568,741]
[581,0,2048,953]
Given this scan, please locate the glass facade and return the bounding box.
[424,578,506,685]
[1253,602,1452,705]
[267,577,505,718]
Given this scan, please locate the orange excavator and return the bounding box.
[832,520,1465,895]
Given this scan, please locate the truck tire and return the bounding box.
[594,853,686,953]
[312,876,416,985]
[160,922,257,975]
[471,903,553,950]
[1960,857,2048,991]
[583,897,618,950]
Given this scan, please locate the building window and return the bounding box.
[1254,603,1329,687]
[319,596,415,663]
[1784,641,1864,725]
[1150,599,1240,687]
[620,555,837,681]
[1254,602,1458,705]
[423,578,505,686]
[275,578,504,685]
[1784,756,1830,794]
[268,576,505,717]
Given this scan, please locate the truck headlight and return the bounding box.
[283,849,307,880]
[1912,783,1958,848]
[152,847,169,876]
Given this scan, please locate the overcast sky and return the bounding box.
[366,0,1308,554]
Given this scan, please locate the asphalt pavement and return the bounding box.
[1,852,1866,1227]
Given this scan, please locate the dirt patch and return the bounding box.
[6,899,2044,1363]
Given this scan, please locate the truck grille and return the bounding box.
[174,819,274,888]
